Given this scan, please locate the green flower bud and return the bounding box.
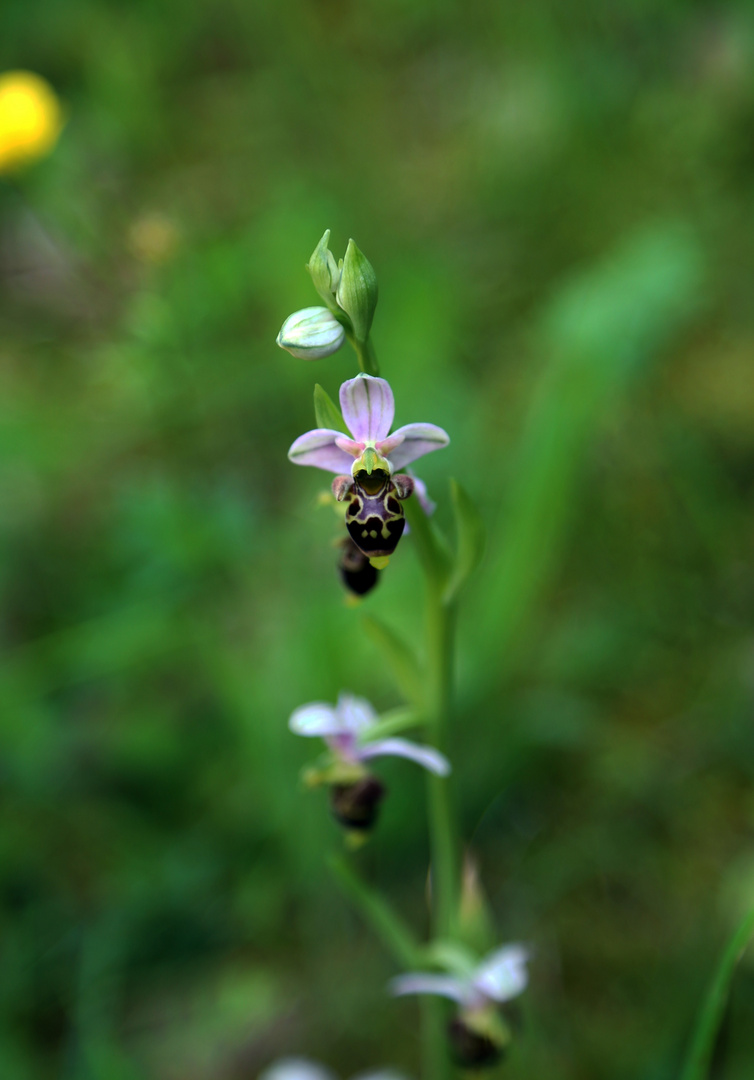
[276,306,345,360]
[306,229,342,312]
[336,238,378,344]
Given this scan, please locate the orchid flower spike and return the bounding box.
[390,944,530,1069]
[289,693,450,832]
[289,375,449,559]
[259,1060,409,1080]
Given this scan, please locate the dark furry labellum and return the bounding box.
[447,1018,504,1070]
[330,776,386,831]
[338,536,379,596]
[333,469,414,558]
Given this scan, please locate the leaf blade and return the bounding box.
[362,614,425,708]
[444,478,486,603]
[313,383,348,433]
[680,902,754,1080]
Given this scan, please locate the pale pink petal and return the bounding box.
[340,375,395,443]
[335,435,364,457]
[472,944,529,1003]
[336,693,378,734]
[389,973,469,1004]
[288,429,357,473]
[289,702,344,737]
[359,737,450,776]
[374,433,405,456]
[385,423,450,470]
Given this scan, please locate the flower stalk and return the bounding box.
[278,233,520,1080]
[413,500,458,1080]
[348,331,380,377]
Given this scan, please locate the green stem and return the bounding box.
[348,333,380,376]
[419,587,457,1080]
[403,499,457,940]
[404,497,458,1080]
[421,998,449,1080]
[425,587,457,939]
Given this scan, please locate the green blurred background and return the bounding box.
[2,1,754,1077]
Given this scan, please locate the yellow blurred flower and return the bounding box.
[0,70,63,174]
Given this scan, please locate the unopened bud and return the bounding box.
[336,238,378,344]
[330,775,386,831]
[458,853,496,955]
[306,230,341,310]
[277,306,345,360]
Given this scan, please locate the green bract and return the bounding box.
[336,238,378,344]
[306,229,342,312]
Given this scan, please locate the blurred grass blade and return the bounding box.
[680,903,754,1080]
[362,613,425,707]
[328,853,419,968]
[478,221,704,674]
[314,382,348,432]
[444,478,485,604]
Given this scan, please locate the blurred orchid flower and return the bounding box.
[390,943,529,1010]
[289,693,450,778]
[259,1061,408,1080]
[288,373,449,479]
[390,944,529,1067]
[260,1062,408,1080]
[259,1062,334,1080]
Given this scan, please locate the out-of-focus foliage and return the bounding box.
[2,1,754,1078]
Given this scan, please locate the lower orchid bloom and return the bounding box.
[288,374,449,559]
[259,1059,408,1080]
[289,693,450,832]
[390,944,529,1069]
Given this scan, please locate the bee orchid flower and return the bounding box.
[289,693,450,831]
[390,944,530,1069]
[259,1059,408,1080]
[288,373,449,478]
[288,374,449,558]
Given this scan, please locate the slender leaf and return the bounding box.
[477,222,704,677]
[681,902,754,1080]
[403,496,451,589]
[362,614,425,707]
[313,383,348,433]
[328,854,419,968]
[444,478,486,603]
